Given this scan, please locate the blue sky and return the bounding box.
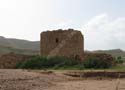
[0,0,125,50]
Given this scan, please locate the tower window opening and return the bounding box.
[56,38,59,43]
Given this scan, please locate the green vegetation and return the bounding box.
[115,56,124,64]
[107,56,125,71]
[109,64,125,71]
[83,56,112,69]
[16,56,81,69]
[16,55,114,70]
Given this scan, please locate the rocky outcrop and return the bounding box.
[0,53,33,68]
[83,53,115,65]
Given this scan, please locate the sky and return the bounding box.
[0,0,125,50]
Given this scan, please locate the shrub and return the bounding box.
[83,55,114,69]
[16,53,114,69]
[115,56,124,64]
[16,56,80,69]
[17,56,47,69]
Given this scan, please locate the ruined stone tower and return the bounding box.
[40,29,84,57]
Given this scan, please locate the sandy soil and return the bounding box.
[0,69,125,90]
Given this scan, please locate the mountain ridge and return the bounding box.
[90,49,125,57]
[0,36,40,50]
[0,36,124,57]
[0,36,40,55]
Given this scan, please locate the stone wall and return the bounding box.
[40,29,84,57]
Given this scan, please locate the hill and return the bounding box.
[0,36,124,57]
[92,49,125,57]
[0,36,40,55]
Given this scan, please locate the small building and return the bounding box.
[40,29,84,57]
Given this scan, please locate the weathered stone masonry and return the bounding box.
[40,29,84,57]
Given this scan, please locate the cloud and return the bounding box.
[82,14,125,50]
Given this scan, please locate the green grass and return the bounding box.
[109,64,125,71]
[52,64,125,71]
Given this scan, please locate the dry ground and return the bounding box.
[0,69,125,90]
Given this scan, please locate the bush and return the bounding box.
[17,56,47,69]
[16,56,80,69]
[16,53,114,69]
[115,56,124,64]
[83,56,113,69]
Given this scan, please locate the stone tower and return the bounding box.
[40,29,84,57]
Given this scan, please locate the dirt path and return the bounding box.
[0,69,125,90]
[0,69,54,90]
[46,79,125,90]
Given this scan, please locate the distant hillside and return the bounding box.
[0,36,125,57]
[92,49,125,57]
[0,36,40,55]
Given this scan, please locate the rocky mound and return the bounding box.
[0,53,33,68]
[83,53,115,65]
